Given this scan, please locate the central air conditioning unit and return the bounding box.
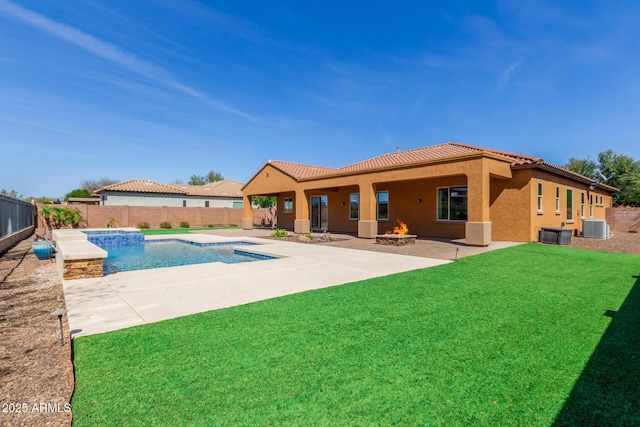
[582,219,609,239]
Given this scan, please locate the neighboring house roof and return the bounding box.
[166,180,244,197]
[259,142,617,192]
[95,179,244,197]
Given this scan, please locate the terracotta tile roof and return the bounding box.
[264,142,613,189]
[339,143,483,172]
[97,179,244,197]
[167,180,244,197]
[97,179,186,194]
[267,160,339,179]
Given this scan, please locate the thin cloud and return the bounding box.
[497,59,524,90]
[0,0,256,121]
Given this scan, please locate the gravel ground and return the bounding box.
[0,231,636,427]
[568,231,640,254]
[0,239,73,427]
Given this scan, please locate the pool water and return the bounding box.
[103,240,272,274]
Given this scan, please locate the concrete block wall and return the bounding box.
[36,205,274,229]
[606,207,640,232]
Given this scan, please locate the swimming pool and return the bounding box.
[103,240,274,274]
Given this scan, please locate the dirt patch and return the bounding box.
[0,238,73,427]
[567,232,640,255]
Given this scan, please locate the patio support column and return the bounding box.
[241,194,253,230]
[358,182,378,238]
[465,161,491,246]
[294,189,310,234]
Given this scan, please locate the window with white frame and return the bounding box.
[537,182,543,213]
[349,194,359,220]
[580,192,585,218]
[376,191,389,220]
[555,187,560,213]
[283,197,293,214]
[566,189,574,222]
[437,186,468,221]
[589,194,594,218]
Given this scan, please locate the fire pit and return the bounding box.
[376,220,417,246]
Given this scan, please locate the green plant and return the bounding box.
[136,221,150,229]
[106,217,116,228]
[40,205,83,230]
[271,228,288,238]
[229,224,238,228]
[159,221,172,229]
[206,224,214,228]
[180,221,190,228]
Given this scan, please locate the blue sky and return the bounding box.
[1,0,639,198]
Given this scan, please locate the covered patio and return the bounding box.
[241,146,514,246]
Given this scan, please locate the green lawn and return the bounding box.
[71,244,640,426]
[139,226,237,235]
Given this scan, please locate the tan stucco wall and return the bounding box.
[528,169,611,241]
[374,177,467,238]
[489,169,532,242]
[276,191,296,230]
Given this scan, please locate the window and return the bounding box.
[349,194,359,220]
[555,187,560,213]
[183,200,187,207]
[283,197,293,214]
[205,201,210,208]
[232,201,243,208]
[437,186,468,221]
[589,194,594,218]
[580,193,585,218]
[376,191,389,220]
[566,189,574,222]
[537,182,543,213]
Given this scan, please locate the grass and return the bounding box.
[139,226,236,235]
[71,244,640,426]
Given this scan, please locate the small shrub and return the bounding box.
[180,221,190,228]
[136,221,150,229]
[228,224,238,228]
[271,228,288,238]
[206,224,214,228]
[159,221,172,229]
[106,217,116,228]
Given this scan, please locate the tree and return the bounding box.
[188,170,224,185]
[252,196,276,208]
[81,177,119,193]
[566,150,640,207]
[206,170,224,183]
[597,150,640,207]
[188,174,207,185]
[64,188,91,201]
[252,196,277,228]
[564,157,598,179]
[1,189,23,200]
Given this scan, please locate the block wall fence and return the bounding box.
[606,207,640,233]
[35,205,273,230]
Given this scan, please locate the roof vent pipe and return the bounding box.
[396,146,400,156]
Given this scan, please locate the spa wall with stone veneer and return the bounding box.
[63,259,104,280]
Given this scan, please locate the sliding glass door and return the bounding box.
[310,195,328,230]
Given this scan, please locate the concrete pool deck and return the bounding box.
[63,231,522,337]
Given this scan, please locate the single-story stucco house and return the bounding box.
[241,142,616,245]
[95,179,244,208]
